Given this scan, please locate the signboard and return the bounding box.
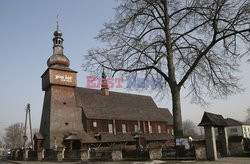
[176,137,190,149]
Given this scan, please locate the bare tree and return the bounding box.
[0,137,2,148]
[183,120,199,136]
[4,123,24,149]
[246,107,250,123]
[84,0,250,137]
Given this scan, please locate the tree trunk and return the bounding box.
[171,85,183,137]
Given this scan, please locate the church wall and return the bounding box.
[39,88,52,149]
[50,85,83,133]
[86,119,172,134]
[40,85,84,149]
[87,119,112,133]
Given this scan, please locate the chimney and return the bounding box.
[101,87,109,96]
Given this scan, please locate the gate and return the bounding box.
[122,148,149,160]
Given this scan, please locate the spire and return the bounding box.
[53,15,63,48]
[47,18,70,68]
[56,15,59,31]
[101,69,108,88]
[101,69,109,96]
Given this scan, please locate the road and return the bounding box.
[0,156,14,164]
[0,157,250,164]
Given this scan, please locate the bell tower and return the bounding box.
[39,23,83,149]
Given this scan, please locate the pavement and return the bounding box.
[1,157,250,164]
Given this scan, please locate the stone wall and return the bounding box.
[37,149,45,161]
[229,142,244,156]
[193,140,207,160]
[80,149,89,161]
[112,150,123,161]
[64,149,81,160]
[149,148,162,160]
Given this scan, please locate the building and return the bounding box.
[225,118,250,138]
[37,26,173,151]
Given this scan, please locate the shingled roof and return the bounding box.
[225,118,243,126]
[225,118,250,126]
[158,108,173,125]
[75,87,172,122]
[198,112,228,127]
[79,132,173,144]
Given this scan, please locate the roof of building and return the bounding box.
[79,132,173,144]
[225,118,243,126]
[33,132,44,140]
[158,108,173,125]
[75,87,173,123]
[65,134,81,140]
[225,118,250,126]
[198,112,228,127]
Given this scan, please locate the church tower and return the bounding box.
[40,24,83,149]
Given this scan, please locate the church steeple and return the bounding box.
[47,20,70,68]
[40,22,80,149]
[101,69,109,96]
[53,20,63,48]
[101,69,108,89]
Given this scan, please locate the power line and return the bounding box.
[23,103,33,150]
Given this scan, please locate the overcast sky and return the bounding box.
[0,0,249,136]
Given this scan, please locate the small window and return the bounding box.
[167,129,170,134]
[171,129,174,135]
[149,126,152,133]
[93,121,97,127]
[231,128,238,133]
[122,124,126,133]
[134,125,138,132]
[158,125,161,133]
[108,124,113,134]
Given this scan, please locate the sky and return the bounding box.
[0,0,249,137]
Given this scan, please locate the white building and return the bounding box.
[225,118,250,138]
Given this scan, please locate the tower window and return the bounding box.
[63,102,66,105]
[65,122,69,126]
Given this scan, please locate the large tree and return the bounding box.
[84,0,250,137]
[4,123,24,149]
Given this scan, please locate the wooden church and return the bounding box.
[36,25,174,152]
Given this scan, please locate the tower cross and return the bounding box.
[56,14,59,31]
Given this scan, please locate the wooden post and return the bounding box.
[113,120,116,135]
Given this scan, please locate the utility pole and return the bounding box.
[23,103,33,150]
